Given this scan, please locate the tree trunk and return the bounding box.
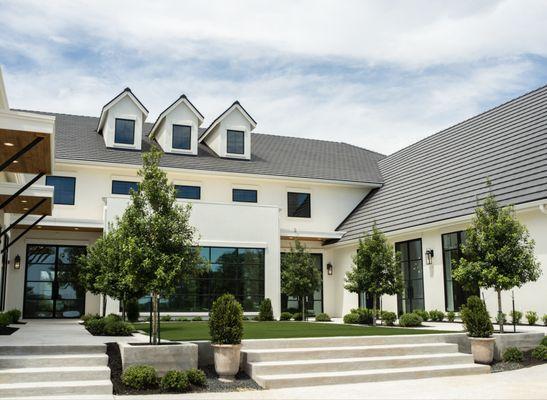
[301,296,305,322]
[121,297,126,322]
[102,294,107,317]
[372,295,377,326]
[151,292,159,344]
[497,289,504,334]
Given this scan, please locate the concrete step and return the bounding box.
[242,333,461,350]
[0,380,113,398]
[243,342,458,362]
[0,366,111,384]
[0,354,108,368]
[246,352,474,376]
[254,363,491,389]
[0,345,106,356]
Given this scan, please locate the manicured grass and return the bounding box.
[134,321,449,341]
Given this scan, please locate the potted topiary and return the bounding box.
[209,293,244,381]
[460,296,495,364]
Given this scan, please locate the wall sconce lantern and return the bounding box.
[425,249,434,265]
[13,254,21,270]
[327,262,333,276]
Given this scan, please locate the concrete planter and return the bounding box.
[212,344,242,381]
[469,337,495,364]
[119,342,198,376]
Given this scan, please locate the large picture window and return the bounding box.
[114,118,135,145]
[395,239,424,314]
[45,176,76,205]
[287,192,311,218]
[138,247,265,312]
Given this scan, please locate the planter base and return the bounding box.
[212,344,242,381]
[469,337,495,364]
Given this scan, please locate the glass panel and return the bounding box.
[27,246,56,264]
[227,130,245,154]
[45,176,76,205]
[112,180,139,195]
[232,189,257,203]
[26,264,55,281]
[55,299,84,318]
[175,185,201,199]
[287,192,311,218]
[114,118,135,144]
[24,300,53,318]
[25,282,53,300]
[172,125,192,150]
[409,240,421,260]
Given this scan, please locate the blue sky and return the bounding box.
[1,0,547,154]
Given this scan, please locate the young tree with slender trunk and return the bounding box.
[344,224,402,325]
[281,239,321,321]
[117,147,205,344]
[453,187,541,333]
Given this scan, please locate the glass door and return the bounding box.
[395,239,424,314]
[23,245,86,318]
[281,253,323,316]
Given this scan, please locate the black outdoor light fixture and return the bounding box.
[425,249,434,265]
[327,262,333,275]
[13,254,21,270]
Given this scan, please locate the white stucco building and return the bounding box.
[0,68,546,320]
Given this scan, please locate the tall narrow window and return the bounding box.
[114,118,135,145]
[111,180,139,195]
[175,185,201,200]
[46,176,76,205]
[227,130,244,154]
[395,239,424,314]
[287,192,311,218]
[172,125,192,150]
[232,188,257,203]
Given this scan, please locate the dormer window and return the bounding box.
[227,130,245,155]
[172,124,192,150]
[114,118,135,145]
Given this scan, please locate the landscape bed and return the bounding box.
[134,321,449,341]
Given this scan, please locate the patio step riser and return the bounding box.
[0,367,110,384]
[255,364,491,389]
[0,355,108,368]
[0,381,113,397]
[247,353,474,375]
[0,345,106,356]
[244,343,458,362]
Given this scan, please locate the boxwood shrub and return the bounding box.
[209,293,243,344]
[526,311,538,325]
[350,308,374,325]
[160,315,172,322]
[0,312,11,328]
[380,311,397,326]
[415,310,429,322]
[292,312,304,321]
[122,365,158,390]
[192,316,203,322]
[541,336,547,346]
[160,370,190,392]
[186,368,207,387]
[429,310,445,322]
[315,313,331,322]
[84,315,133,336]
[343,313,360,324]
[279,312,293,321]
[258,298,274,321]
[398,313,423,327]
[502,347,523,363]
[104,320,133,336]
[447,311,456,322]
[510,310,523,324]
[531,345,547,361]
[5,309,21,324]
[543,314,547,326]
[461,296,493,338]
[85,318,106,335]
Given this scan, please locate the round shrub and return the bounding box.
[543,314,547,326]
[160,315,172,322]
[0,312,11,327]
[186,368,207,387]
[192,316,203,322]
[398,313,423,327]
[104,320,133,336]
[85,318,106,335]
[532,345,547,361]
[292,312,304,321]
[315,313,331,322]
[540,336,547,346]
[105,313,122,323]
[502,347,523,363]
[209,294,243,344]
[415,310,429,322]
[280,312,293,321]
[510,310,523,324]
[525,311,538,325]
[343,313,360,324]
[122,365,158,389]
[447,311,456,322]
[429,310,445,322]
[496,312,507,325]
[177,317,189,322]
[350,308,374,325]
[380,311,397,326]
[5,309,21,324]
[460,296,493,338]
[126,299,140,323]
[258,298,274,321]
[160,370,190,392]
[82,313,99,323]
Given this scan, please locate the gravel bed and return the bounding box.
[491,350,544,373]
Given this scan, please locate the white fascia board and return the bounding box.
[149,96,204,139]
[97,91,149,132]
[280,228,345,240]
[20,215,104,229]
[0,182,53,199]
[199,102,257,143]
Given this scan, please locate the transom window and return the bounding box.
[114,118,135,145]
[287,192,311,218]
[227,130,245,154]
[175,185,201,200]
[233,188,257,203]
[45,176,76,205]
[172,125,192,150]
[111,180,139,195]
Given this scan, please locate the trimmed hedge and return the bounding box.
[510,310,523,324]
[161,315,172,322]
[0,312,11,327]
[186,368,207,387]
[209,294,243,344]
[502,347,523,363]
[258,298,274,321]
[315,313,331,322]
[398,313,423,327]
[343,313,360,324]
[532,345,547,361]
[541,336,547,346]
[429,310,445,322]
[350,308,374,325]
[380,311,397,326]
[415,310,429,322]
[160,370,190,392]
[292,312,304,321]
[461,296,493,338]
[84,314,133,336]
[447,311,456,322]
[526,311,538,325]
[122,365,158,390]
[279,312,293,321]
[5,309,21,324]
[192,316,203,322]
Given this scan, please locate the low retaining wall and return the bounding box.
[119,341,198,375]
[491,331,544,361]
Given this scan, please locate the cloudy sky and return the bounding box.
[1,0,547,154]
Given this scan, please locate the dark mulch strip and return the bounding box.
[106,342,260,395]
[0,326,18,335]
[491,350,545,373]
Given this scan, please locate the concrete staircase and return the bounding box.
[0,344,112,398]
[242,335,490,389]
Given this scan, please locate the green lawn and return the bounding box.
[134,321,449,341]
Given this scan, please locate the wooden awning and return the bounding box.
[0,182,53,216]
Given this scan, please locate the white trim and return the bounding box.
[20,215,104,229]
[149,96,204,139]
[198,240,268,248]
[280,228,344,240]
[98,91,148,132]
[0,182,53,199]
[199,103,256,143]
[169,120,197,155]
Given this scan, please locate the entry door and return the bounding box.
[23,245,86,318]
[395,239,425,314]
[281,253,323,315]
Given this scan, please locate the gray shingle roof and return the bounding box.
[26,111,385,184]
[336,84,547,242]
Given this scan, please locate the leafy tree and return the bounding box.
[281,239,321,321]
[117,147,205,343]
[453,188,541,333]
[344,225,402,325]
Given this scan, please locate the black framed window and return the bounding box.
[227,130,244,154]
[175,185,201,200]
[138,247,265,312]
[395,239,424,315]
[114,118,135,145]
[45,176,76,205]
[281,253,323,316]
[172,125,192,150]
[288,192,311,218]
[233,188,257,203]
[112,180,139,195]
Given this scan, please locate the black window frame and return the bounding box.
[114,118,136,145]
[111,180,139,195]
[45,176,76,205]
[175,185,201,200]
[226,129,245,155]
[287,192,311,218]
[232,188,257,203]
[172,124,192,150]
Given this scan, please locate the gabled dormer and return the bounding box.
[199,101,256,160]
[97,88,148,150]
[148,95,204,155]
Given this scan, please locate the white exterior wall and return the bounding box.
[155,102,200,155]
[203,109,252,159]
[102,96,145,150]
